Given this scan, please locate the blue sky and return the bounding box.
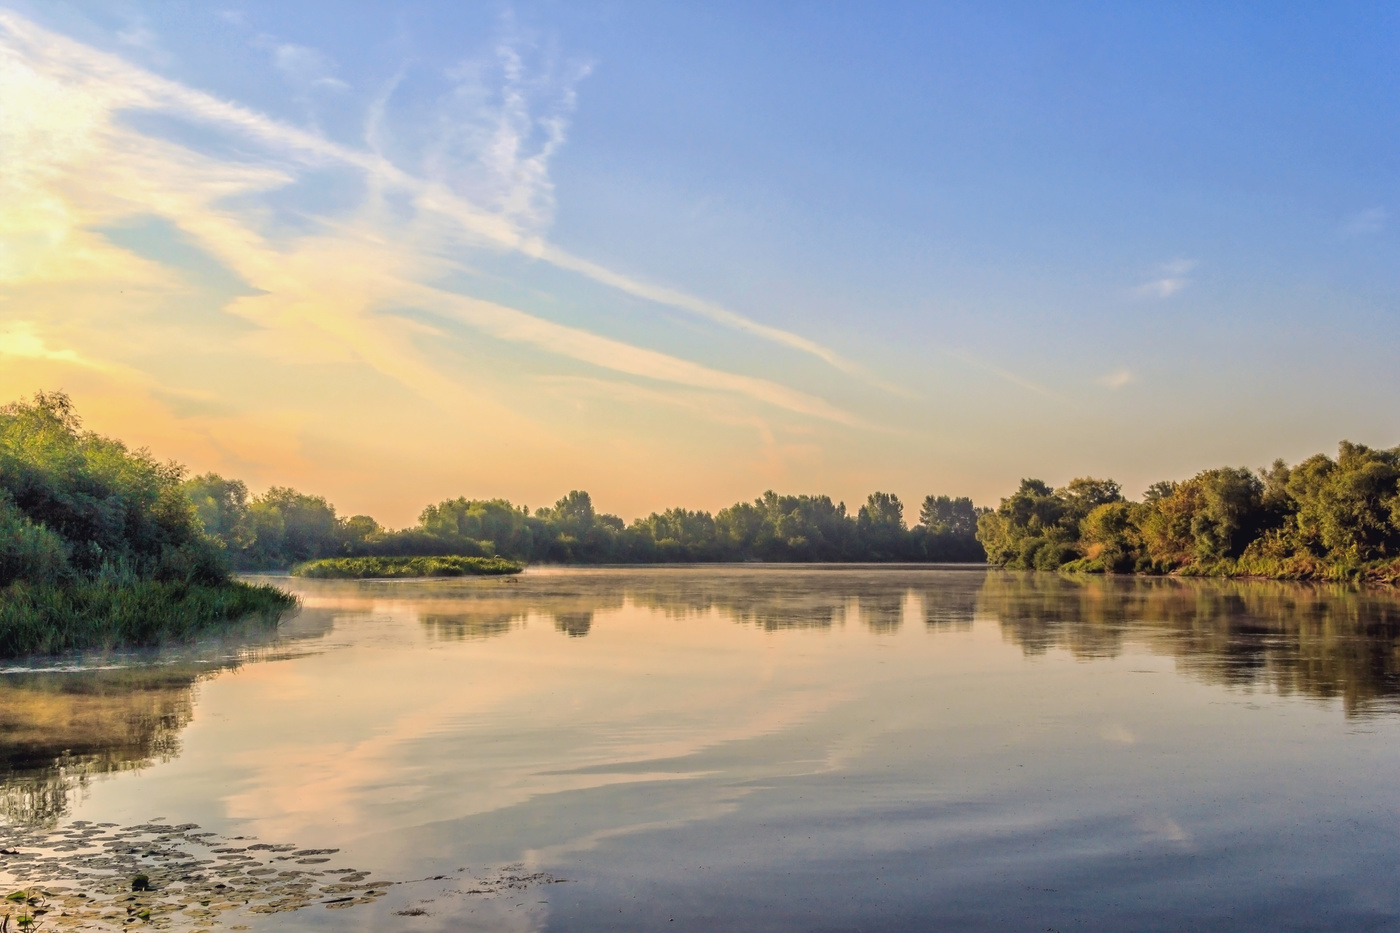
[1,2,1396,523]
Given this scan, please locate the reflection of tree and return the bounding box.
[0,667,208,824]
[920,584,979,631]
[407,570,982,635]
[410,585,623,640]
[553,612,593,637]
[420,613,522,640]
[860,593,905,634]
[979,572,1400,716]
[0,607,332,827]
[536,568,984,633]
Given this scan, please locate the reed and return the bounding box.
[0,580,298,658]
[290,555,523,579]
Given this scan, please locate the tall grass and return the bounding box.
[290,555,523,579]
[0,580,298,657]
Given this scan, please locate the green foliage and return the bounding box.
[0,498,68,587]
[0,579,295,658]
[195,479,986,567]
[290,556,523,578]
[977,441,1400,582]
[917,495,987,562]
[1076,501,1139,572]
[0,392,222,584]
[0,392,298,656]
[976,477,1112,569]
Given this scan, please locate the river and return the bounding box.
[2,566,1399,931]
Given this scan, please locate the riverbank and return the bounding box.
[0,580,298,657]
[1059,554,1400,584]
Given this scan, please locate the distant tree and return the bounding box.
[548,490,596,532]
[182,473,251,547]
[916,495,985,561]
[254,487,340,564]
[858,492,910,559]
[1058,477,1124,521]
[1285,443,1400,562]
[918,495,979,537]
[977,478,1077,569]
[340,514,382,552]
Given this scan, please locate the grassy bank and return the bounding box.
[1059,554,1400,584]
[290,555,524,579]
[0,580,298,658]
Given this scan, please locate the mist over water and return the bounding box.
[3,567,1399,931]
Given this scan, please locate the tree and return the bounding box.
[919,495,978,537]
[182,473,250,546]
[0,391,221,583]
[1059,477,1124,522]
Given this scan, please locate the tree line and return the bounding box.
[15,390,1397,583]
[976,441,1400,581]
[182,479,987,568]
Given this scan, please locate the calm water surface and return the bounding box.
[3,566,1400,931]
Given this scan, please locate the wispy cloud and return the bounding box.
[263,40,349,92]
[423,289,858,425]
[1340,207,1386,237]
[0,11,888,393]
[0,10,861,426]
[1133,258,1195,299]
[0,321,103,368]
[1097,368,1136,390]
[429,28,589,235]
[946,348,1062,402]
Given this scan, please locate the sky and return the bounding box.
[1,2,1397,526]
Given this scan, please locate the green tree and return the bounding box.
[918,495,978,536]
[0,391,220,583]
[182,473,251,550]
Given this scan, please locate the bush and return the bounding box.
[0,498,68,587]
[1033,542,1076,570]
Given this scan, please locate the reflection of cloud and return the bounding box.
[221,595,847,847]
[1097,368,1136,390]
[1099,723,1135,743]
[1134,258,1195,299]
[1136,814,1191,844]
[1340,207,1386,237]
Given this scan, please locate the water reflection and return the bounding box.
[422,612,520,640]
[553,612,594,637]
[0,604,334,825]
[393,568,1400,716]
[981,572,1400,716]
[8,568,1400,831]
[397,567,983,635]
[0,666,207,824]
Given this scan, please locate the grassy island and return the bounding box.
[0,393,296,657]
[291,555,523,579]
